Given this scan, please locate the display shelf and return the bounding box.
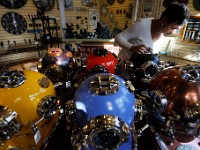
[160,54,200,65]
[0,44,46,66]
[183,16,200,43]
[32,16,60,48]
[62,38,115,44]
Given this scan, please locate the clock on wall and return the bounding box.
[33,0,55,11]
[1,12,27,35]
[0,0,27,9]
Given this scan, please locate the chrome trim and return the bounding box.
[180,65,200,82]
[37,96,58,119]
[0,106,22,141]
[89,74,119,95]
[124,60,134,77]
[82,115,130,150]
[134,99,143,121]
[139,61,159,78]
[37,58,43,73]
[125,80,135,92]
[2,111,63,150]
[154,132,169,150]
[146,90,168,114]
[65,100,76,123]
[71,124,83,150]
[124,60,134,71]
[184,101,200,121]
[0,70,26,88]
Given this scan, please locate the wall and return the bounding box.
[0,0,101,66]
[99,0,134,32]
[0,0,61,52]
[62,0,101,33]
[0,0,101,51]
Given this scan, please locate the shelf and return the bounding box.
[183,16,200,43]
[160,54,200,65]
[180,41,200,45]
[62,38,115,44]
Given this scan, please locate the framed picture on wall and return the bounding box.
[144,1,152,12]
[89,9,100,30]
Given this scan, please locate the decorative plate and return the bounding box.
[107,0,115,5]
[0,0,27,9]
[64,0,73,10]
[82,0,97,7]
[101,4,108,17]
[33,0,55,11]
[1,12,27,35]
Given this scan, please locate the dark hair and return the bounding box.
[160,3,190,25]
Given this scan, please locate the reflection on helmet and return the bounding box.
[129,53,160,78]
[0,70,58,149]
[126,53,160,91]
[38,47,77,83]
[147,65,200,150]
[0,70,57,124]
[67,73,135,150]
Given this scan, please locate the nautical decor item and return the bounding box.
[126,53,160,91]
[142,65,200,150]
[38,47,77,84]
[85,48,121,76]
[0,70,61,150]
[0,0,27,9]
[1,12,27,35]
[65,73,141,149]
[33,0,55,11]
